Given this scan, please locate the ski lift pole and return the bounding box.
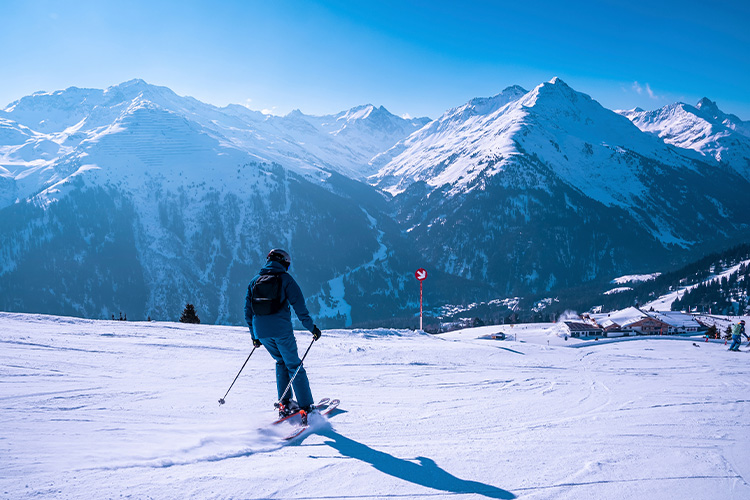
[276,338,316,407]
[218,347,257,405]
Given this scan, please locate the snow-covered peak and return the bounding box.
[620,97,750,179]
[336,104,377,122]
[695,97,720,117]
[317,103,429,133]
[1,86,105,133]
[444,85,527,122]
[372,77,687,210]
[521,77,596,115]
[102,79,180,106]
[285,108,306,118]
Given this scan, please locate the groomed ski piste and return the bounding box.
[2,312,749,499]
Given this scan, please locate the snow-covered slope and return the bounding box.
[2,312,749,500]
[370,85,528,194]
[619,98,750,180]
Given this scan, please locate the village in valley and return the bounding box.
[568,308,704,339]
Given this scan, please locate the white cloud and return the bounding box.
[261,107,277,115]
[632,81,659,100]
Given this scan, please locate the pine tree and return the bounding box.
[180,303,201,324]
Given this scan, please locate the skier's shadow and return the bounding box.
[319,429,515,499]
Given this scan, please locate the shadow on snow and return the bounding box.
[318,429,515,499]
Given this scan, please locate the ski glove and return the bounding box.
[312,325,322,341]
[252,338,262,348]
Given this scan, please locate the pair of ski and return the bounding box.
[272,397,339,440]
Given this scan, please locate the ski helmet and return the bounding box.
[267,248,291,269]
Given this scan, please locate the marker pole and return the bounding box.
[420,280,423,331]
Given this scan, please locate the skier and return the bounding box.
[728,320,747,351]
[245,248,322,417]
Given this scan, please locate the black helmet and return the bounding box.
[267,248,291,269]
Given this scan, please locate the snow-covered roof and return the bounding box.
[590,307,646,329]
[591,307,704,330]
[647,311,702,329]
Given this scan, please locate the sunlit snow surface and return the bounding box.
[2,313,750,499]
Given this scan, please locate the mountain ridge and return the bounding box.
[1,78,749,325]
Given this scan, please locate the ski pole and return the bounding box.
[218,347,257,405]
[276,338,315,407]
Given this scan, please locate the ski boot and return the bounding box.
[275,400,300,419]
[299,404,318,425]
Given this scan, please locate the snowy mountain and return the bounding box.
[0,80,431,325]
[618,98,750,180]
[372,78,750,297]
[1,78,749,326]
[369,84,528,191]
[0,79,429,188]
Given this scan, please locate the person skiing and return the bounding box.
[728,320,747,351]
[245,248,322,418]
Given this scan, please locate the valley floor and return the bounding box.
[1,312,749,500]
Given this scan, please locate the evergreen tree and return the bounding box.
[180,303,201,324]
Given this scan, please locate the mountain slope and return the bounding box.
[0,81,424,325]
[369,85,528,193]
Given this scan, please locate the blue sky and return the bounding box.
[1,0,748,119]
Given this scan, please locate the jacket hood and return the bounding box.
[260,261,288,275]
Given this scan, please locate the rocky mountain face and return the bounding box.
[1,79,748,326]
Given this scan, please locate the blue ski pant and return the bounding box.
[729,335,742,351]
[260,334,314,408]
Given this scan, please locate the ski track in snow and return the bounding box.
[1,312,750,499]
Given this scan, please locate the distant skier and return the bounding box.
[245,248,322,416]
[728,320,747,351]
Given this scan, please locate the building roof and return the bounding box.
[590,307,703,330]
[564,321,602,332]
[590,307,646,329]
[647,311,702,329]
